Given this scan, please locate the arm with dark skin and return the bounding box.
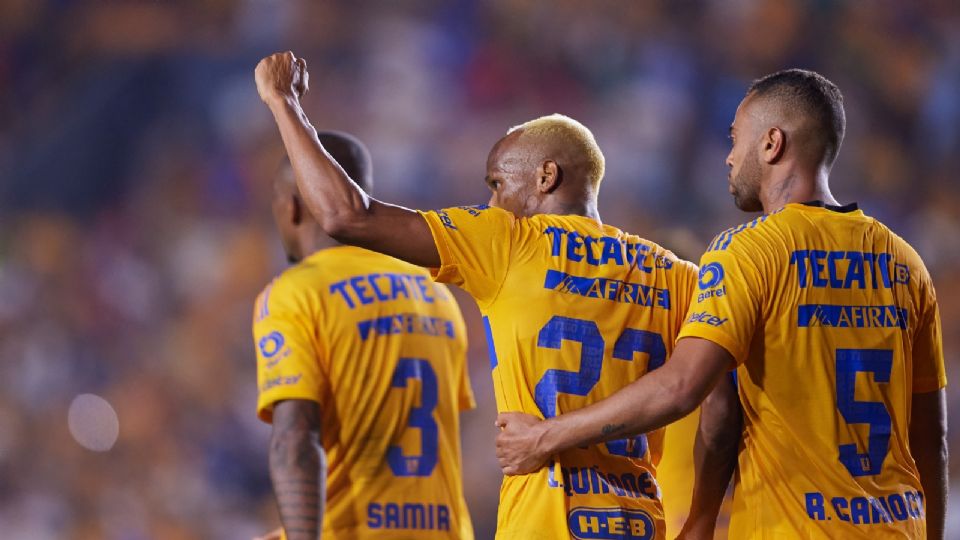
[909,389,947,540]
[254,52,440,268]
[269,399,326,540]
[495,337,732,474]
[678,373,741,540]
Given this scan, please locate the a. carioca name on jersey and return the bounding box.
[329,272,449,309]
[804,489,924,525]
[789,250,910,289]
[544,227,673,272]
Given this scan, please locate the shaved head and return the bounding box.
[746,69,845,166]
[272,131,373,262]
[275,130,373,196]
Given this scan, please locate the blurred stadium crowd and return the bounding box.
[1,1,958,538]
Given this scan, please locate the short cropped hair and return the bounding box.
[748,69,846,165]
[317,131,374,194]
[508,113,606,188]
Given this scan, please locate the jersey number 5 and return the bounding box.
[835,349,893,477]
[387,358,439,477]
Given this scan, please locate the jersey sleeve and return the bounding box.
[253,275,328,423]
[912,279,947,393]
[418,205,516,305]
[677,241,764,366]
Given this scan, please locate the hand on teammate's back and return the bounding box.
[255,51,309,104]
[495,412,550,475]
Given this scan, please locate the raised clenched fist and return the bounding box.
[255,51,309,104]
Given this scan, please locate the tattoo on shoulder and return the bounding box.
[601,423,626,436]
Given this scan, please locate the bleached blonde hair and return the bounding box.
[507,113,606,189]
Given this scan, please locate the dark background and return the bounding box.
[1,1,958,538]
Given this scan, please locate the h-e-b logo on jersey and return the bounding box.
[697,262,725,303]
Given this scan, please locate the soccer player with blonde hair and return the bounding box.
[255,51,704,539]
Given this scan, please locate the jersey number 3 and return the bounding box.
[388,358,439,477]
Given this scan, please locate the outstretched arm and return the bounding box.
[255,52,440,268]
[496,337,732,474]
[269,399,326,540]
[910,388,947,540]
[678,372,740,539]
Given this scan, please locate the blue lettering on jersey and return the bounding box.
[543,269,670,309]
[260,373,303,392]
[698,262,724,290]
[567,507,655,539]
[790,250,907,290]
[455,204,490,216]
[894,263,910,285]
[687,311,728,327]
[357,314,456,341]
[436,209,458,230]
[654,255,673,269]
[548,464,659,501]
[330,273,446,309]
[544,227,658,272]
[804,490,924,524]
[434,205,489,231]
[797,304,908,330]
[367,502,450,531]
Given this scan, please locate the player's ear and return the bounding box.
[537,160,561,194]
[762,127,785,164]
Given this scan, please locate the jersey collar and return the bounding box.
[800,200,860,213]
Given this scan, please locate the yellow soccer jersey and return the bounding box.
[678,202,947,538]
[420,205,699,540]
[253,246,475,540]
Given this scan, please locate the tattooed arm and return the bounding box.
[269,399,326,540]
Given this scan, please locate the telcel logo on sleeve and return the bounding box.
[568,507,655,540]
[687,311,728,327]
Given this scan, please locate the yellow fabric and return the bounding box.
[254,246,475,539]
[678,203,946,538]
[420,205,698,540]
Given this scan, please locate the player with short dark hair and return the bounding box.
[254,51,702,539]
[495,68,948,539]
[253,131,476,540]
